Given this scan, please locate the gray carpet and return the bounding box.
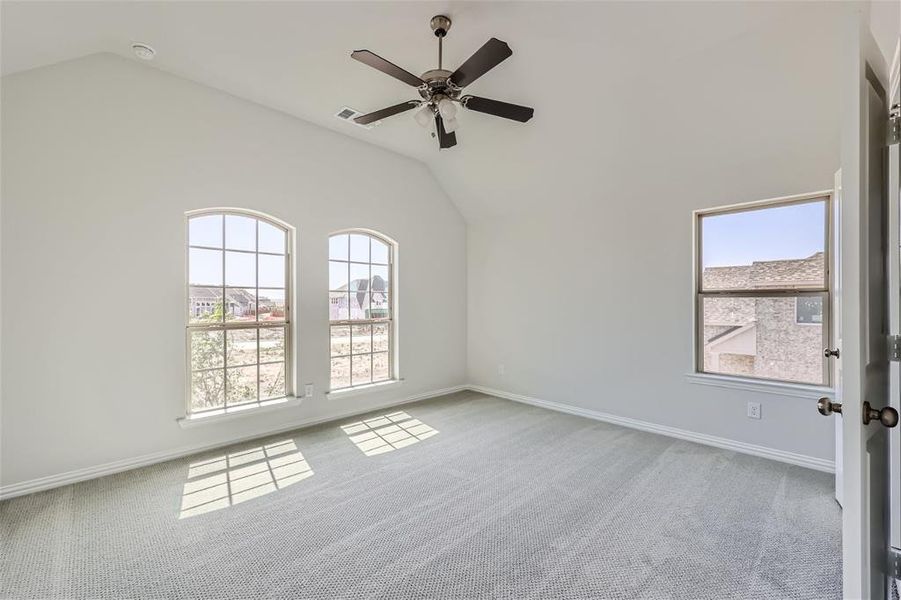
[1,391,841,599]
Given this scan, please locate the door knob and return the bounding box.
[824,348,840,358]
[817,397,842,416]
[862,401,899,427]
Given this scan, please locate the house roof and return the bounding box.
[703,252,824,290]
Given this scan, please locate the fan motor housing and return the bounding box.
[419,69,460,101]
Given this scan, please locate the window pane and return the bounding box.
[258,221,285,254]
[350,234,369,262]
[330,325,350,356]
[352,354,372,386]
[330,292,349,321]
[260,327,285,363]
[260,363,286,400]
[192,369,225,412]
[349,292,369,320]
[227,329,257,367]
[225,251,255,287]
[371,265,389,292]
[225,215,256,251]
[258,289,286,321]
[191,331,224,370]
[226,366,258,405]
[371,239,389,264]
[329,234,349,261]
[352,324,372,354]
[329,261,349,291]
[331,356,350,389]
[796,296,823,324]
[372,352,389,382]
[188,286,224,323]
[259,254,285,288]
[225,288,257,322]
[189,214,222,248]
[371,293,389,318]
[373,323,389,352]
[701,295,824,384]
[349,263,369,291]
[701,200,826,290]
[189,248,222,286]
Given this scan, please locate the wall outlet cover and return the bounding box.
[747,401,761,419]
[304,383,314,398]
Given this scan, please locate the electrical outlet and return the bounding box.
[304,383,314,398]
[747,401,761,420]
[498,364,505,376]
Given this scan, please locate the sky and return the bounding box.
[702,201,825,268]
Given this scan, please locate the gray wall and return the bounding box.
[1,54,467,487]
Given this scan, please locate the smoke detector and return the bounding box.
[131,43,156,61]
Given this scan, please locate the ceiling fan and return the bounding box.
[349,15,534,149]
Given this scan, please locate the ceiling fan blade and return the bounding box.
[354,101,420,125]
[462,96,534,122]
[351,50,425,87]
[449,38,512,88]
[435,114,457,149]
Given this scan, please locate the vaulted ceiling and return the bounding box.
[2,1,893,222]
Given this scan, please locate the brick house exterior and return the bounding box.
[701,252,825,384]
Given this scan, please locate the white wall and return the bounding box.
[0,54,467,488]
[466,9,844,463]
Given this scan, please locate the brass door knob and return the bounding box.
[817,397,842,416]
[862,401,899,427]
[824,348,840,358]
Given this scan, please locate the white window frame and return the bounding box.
[693,191,833,387]
[328,229,397,392]
[184,208,293,417]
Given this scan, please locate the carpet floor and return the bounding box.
[1,391,841,599]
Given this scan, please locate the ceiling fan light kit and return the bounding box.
[349,15,535,149]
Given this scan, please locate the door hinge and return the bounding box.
[889,104,901,146]
[889,546,901,579]
[889,335,901,361]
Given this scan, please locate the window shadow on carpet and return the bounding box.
[179,439,313,519]
[340,411,438,456]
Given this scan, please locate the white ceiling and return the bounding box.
[1,1,888,221]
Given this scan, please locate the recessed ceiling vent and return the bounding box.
[335,106,380,129]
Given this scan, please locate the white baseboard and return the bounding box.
[0,384,468,501]
[0,382,834,501]
[467,385,835,474]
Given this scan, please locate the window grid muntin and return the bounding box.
[695,195,831,386]
[186,211,291,415]
[328,232,394,391]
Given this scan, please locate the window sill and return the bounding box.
[177,396,304,428]
[685,372,834,400]
[326,379,404,400]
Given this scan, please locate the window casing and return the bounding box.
[695,194,831,386]
[186,210,292,415]
[328,231,395,391]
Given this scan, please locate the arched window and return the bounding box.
[328,231,394,390]
[186,210,292,415]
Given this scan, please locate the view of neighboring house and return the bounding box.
[189,288,284,321]
[702,252,824,384]
[329,275,389,320]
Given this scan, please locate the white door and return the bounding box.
[833,8,899,598]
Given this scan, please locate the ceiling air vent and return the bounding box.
[335,106,379,129]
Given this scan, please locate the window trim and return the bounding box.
[692,190,834,387]
[184,208,294,418]
[327,228,397,392]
